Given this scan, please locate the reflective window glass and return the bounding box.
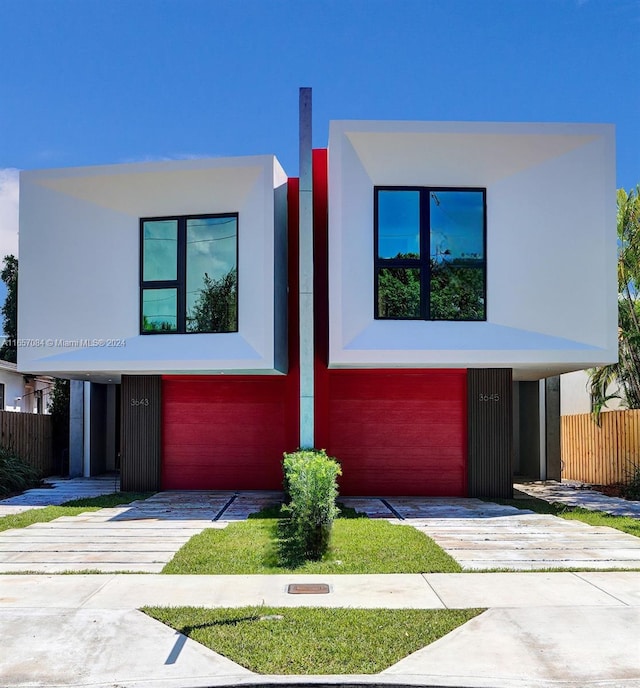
[142,220,177,281]
[377,191,420,259]
[142,288,178,332]
[186,217,238,333]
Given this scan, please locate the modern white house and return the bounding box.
[17,97,617,495]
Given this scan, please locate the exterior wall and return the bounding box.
[22,377,53,414]
[328,121,617,380]
[0,367,26,411]
[18,155,288,379]
[560,369,624,416]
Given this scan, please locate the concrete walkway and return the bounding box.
[517,479,640,517]
[1,571,639,687]
[0,476,121,515]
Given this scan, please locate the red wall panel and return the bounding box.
[325,370,468,496]
[161,376,293,490]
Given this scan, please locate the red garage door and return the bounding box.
[324,370,467,496]
[161,376,295,490]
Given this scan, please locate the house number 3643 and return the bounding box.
[479,394,500,402]
[131,398,150,407]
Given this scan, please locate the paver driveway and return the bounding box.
[2,481,640,572]
[341,496,640,569]
[0,491,282,573]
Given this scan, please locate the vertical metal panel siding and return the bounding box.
[120,375,161,491]
[0,411,54,476]
[467,369,513,498]
[562,409,640,484]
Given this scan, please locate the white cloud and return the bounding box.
[0,169,19,258]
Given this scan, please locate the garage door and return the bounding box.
[161,376,294,490]
[324,370,467,496]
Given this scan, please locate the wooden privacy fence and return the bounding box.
[0,410,54,477]
[562,409,640,485]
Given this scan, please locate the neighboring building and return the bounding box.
[17,103,617,496]
[0,360,52,413]
[560,369,624,416]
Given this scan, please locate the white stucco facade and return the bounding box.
[560,369,624,416]
[328,121,617,380]
[18,155,288,380]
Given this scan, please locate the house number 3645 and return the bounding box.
[479,394,500,402]
[131,398,150,407]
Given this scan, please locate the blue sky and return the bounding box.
[0,0,638,276]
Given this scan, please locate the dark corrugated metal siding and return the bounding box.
[468,369,513,498]
[120,375,161,491]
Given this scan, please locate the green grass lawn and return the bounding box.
[143,605,482,674]
[162,505,461,574]
[0,492,154,533]
[496,496,640,538]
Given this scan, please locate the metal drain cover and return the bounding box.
[287,583,330,594]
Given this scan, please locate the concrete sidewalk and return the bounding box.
[1,572,639,687]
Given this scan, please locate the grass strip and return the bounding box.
[163,505,461,574]
[495,496,640,538]
[0,492,154,532]
[142,605,482,674]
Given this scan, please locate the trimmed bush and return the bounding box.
[623,462,640,501]
[0,446,41,496]
[282,449,341,561]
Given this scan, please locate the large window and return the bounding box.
[374,187,486,321]
[140,213,238,334]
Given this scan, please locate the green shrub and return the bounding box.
[282,449,341,561]
[0,446,41,496]
[622,461,640,501]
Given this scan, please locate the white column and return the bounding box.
[299,87,314,448]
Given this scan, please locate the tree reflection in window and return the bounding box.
[375,188,485,321]
[187,269,238,333]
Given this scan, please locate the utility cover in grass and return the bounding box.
[142,606,482,674]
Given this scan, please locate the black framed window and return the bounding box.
[374,187,486,321]
[140,213,238,334]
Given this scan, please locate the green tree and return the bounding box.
[589,186,640,420]
[0,254,17,363]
